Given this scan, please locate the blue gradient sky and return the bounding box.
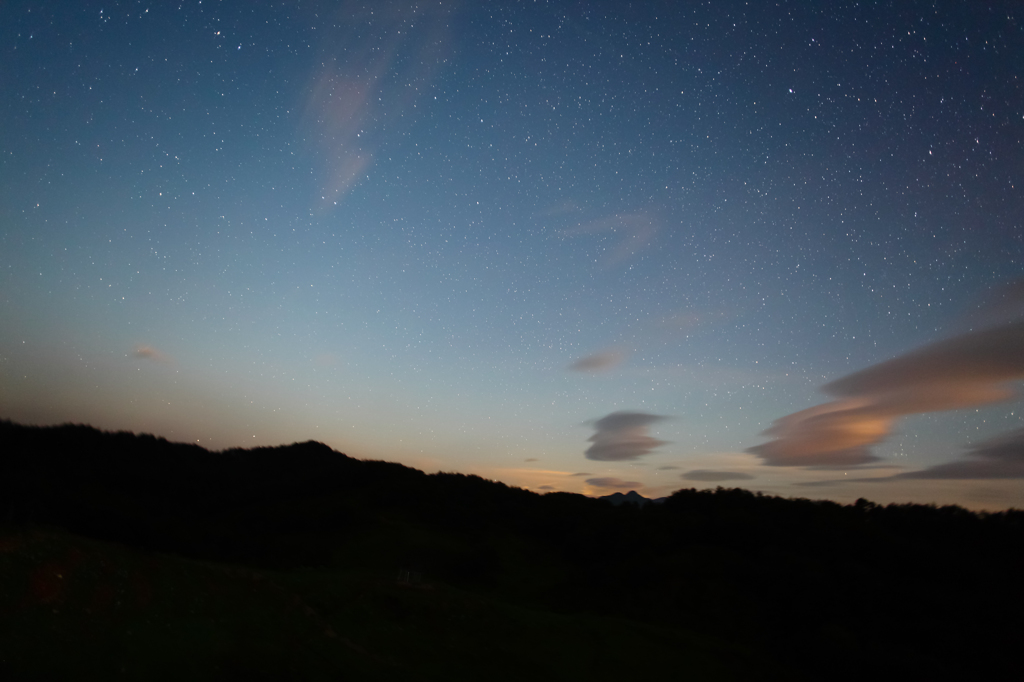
[2,0,1023,509]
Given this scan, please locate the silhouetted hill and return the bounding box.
[598,490,665,506]
[2,419,1022,680]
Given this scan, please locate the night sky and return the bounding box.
[2,0,1023,509]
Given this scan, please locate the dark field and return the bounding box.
[2,421,1021,680]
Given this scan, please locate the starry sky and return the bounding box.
[2,0,1023,510]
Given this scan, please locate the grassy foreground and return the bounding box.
[0,524,750,681]
[4,422,1021,679]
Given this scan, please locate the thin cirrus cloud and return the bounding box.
[748,289,1024,468]
[585,411,670,461]
[682,470,755,482]
[887,427,1024,480]
[133,345,171,363]
[585,477,643,490]
[568,349,625,373]
[565,212,660,266]
[299,1,452,211]
[958,279,1024,333]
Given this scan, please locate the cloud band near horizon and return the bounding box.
[749,318,1024,468]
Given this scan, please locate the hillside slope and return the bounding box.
[2,420,1022,679]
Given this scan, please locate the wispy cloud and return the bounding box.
[959,279,1024,333]
[889,428,1024,480]
[524,457,538,462]
[682,470,755,482]
[749,303,1024,467]
[133,345,171,363]
[314,353,340,368]
[565,212,660,266]
[585,411,670,461]
[299,1,452,211]
[585,477,643,490]
[654,311,703,333]
[534,200,580,217]
[793,479,849,487]
[568,349,625,373]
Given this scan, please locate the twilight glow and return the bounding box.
[1,0,1022,509]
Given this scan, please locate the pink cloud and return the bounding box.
[133,345,171,363]
[569,349,625,372]
[750,318,1024,467]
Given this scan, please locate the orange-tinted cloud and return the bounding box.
[749,319,1024,467]
[568,349,624,372]
[799,427,1024,483]
[585,411,669,461]
[133,345,171,363]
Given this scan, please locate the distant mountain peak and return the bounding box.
[599,490,664,506]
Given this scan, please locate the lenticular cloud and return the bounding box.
[585,411,669,461]
[749,318,1024,467]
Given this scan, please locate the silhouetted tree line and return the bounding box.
[2,420,1021,679]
